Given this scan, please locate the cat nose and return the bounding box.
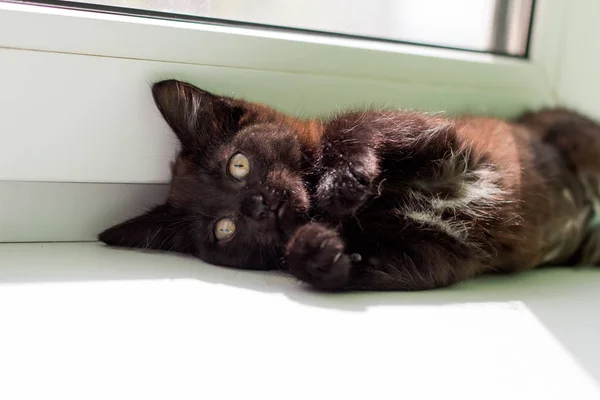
[241,193,269,221]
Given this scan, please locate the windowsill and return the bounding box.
[0,241,599,398]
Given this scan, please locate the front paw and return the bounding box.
[285,223,352,290]
[315,165,372,217]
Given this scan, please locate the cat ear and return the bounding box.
[98,204,195,254]
[152,80,246,150]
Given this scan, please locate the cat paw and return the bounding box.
[285,223,352,290]
[314,164,372,218]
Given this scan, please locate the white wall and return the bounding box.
[555,1,600,119]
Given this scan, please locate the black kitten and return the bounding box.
[100,80,600,291]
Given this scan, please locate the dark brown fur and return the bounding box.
[99,80,600,291]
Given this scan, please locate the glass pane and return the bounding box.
[24,0,535,56]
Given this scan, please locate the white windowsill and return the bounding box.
[0,242,599,399]
[1,3,600,397]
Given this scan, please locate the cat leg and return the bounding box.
[345,249,477,291]
[285,222,481,291]
[313,111,466,219]
[313,115,382,218]
[313,157,377,219]
[285,222,354,290]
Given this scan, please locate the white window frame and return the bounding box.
[0,0,572,242]
[0,1,558,102]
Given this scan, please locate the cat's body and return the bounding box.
[99,80,600,290]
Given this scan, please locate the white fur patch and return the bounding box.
[398,157,504,243]
[431,166,505,212]
[541,245,563,264]
[403,210,468,241]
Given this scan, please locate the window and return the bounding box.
[19,0,535,56]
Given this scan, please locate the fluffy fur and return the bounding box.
[99,80,600,291]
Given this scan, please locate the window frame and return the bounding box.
[18,0,537,57]
[0,1,552,96]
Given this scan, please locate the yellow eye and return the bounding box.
[228,153,250,180]
[214,218,236,241]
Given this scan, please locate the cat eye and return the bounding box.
[228,153,250,180]
[214,218,236,241]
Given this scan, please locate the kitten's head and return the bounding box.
[99,80,313,269]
